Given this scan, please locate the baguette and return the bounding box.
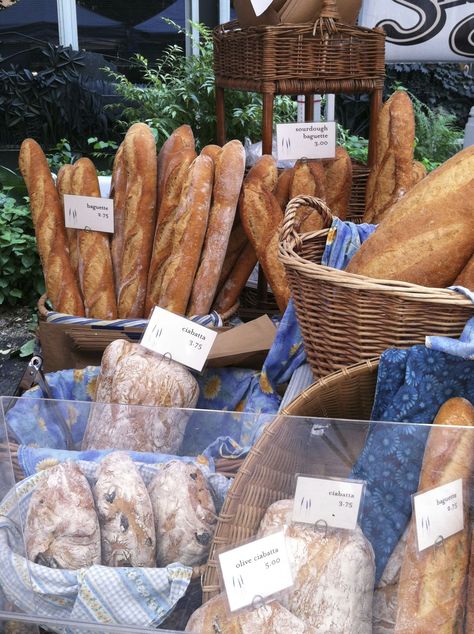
[454,252,474,289]
[290,158,326,200]
[323,146,352,220]
[56,164,79,283]
[411,160,427,186]
[117,123,157,318]
[200,144,222,162]
[274,168,294,211]
[346,145,474,287]
[152,154,214,315]
[156,124,195,209]
[187,140,245,316]
[247,154,278,192]
[18,139,84,316]
[262,230,291,311]
[109,143,127,296]
[364,91,415,224]
[72,158,117,319]
[216,222,249,294]
[395,397,474,634]
[213,241,257,314]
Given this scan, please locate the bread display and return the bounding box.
[18,139,84,316]
[93,451,156,567]
[148,460,217,567]
[71,157,117,319]
[394,397,474,633]
[213,241,258,314]
[346,145,474,287]
[24,461,101,569]
[187,140,246,316]
[274,167,294,211]
[258,499,375,632]
[117,123,157,318]
[363,91,416,224]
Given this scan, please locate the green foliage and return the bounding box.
[46,139,81,174]
[107,22,297,149]
[337,124,368,164]
[0,191,44,307]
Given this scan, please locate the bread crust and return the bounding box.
[213,241,258,314]
[323,146,352,220]
[156,124,195,209]
[454,252,474,289]
[274,168,294,211]
[109,143,127,296]
[56,163,79,283]
[117,123,157,318]
[72,157,117,319]
[19,139,84,315]
[290,159,326,201]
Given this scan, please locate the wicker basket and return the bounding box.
[213,7,385,95]
[202,357,379,600]
[278,196,474,380]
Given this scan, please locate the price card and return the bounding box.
[413,478,464,552]
[218,531,293,612]
[276,121,336,161]
[140,306,218,372]
[292,475,365,530]
[250,0,273,17]
[64,194,114,233]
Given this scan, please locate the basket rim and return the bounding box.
[278,232,474,305]
[214,19,384,37]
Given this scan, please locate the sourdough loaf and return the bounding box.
[394,397,474,633]
[71,157,117,319]
[93,451,156,567]
[148,460,216,567]
[274,167,294,211]
[258,499,375,633]
[25,462,101,569]
[346,145,474,287]
[323,146,352,220]
[109,143,127,296]
[18,139,84,315]
[117,123,157,318]
[363,91,415,224]
[187,140,246,316]
[212,241,258,314]
[81,340,199,454]
[215,221,249,295]
[200,144,222,162]
[290,159,326,201]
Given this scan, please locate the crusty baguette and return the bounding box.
[346,145,474,287]
[187,140,246,316]
[18,139,84,316]
[364,91,415,224]
[216,222,249,295]
[290,159,326,201]
[411,160,427,186]
[200,144,222,162]
[262,230,291,312]
[465,528,474,633]
[56,163,79,282]
[274,168,294,211]
[323,146,352,220]
[213,242,258,314]
[152,154,214,315]
[117,123,157,318]
[109,143,127,296]
[454,252,474,289]
[156,124,195,209]
[72,158,117,319]
[246,154,278,192]
[395,397,474,634]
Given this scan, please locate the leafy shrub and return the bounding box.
[107,22,297,149]
[0,190,44,307]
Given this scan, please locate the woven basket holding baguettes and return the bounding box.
[278,145,474,380]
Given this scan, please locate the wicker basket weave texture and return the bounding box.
[279,196,474,381]
[202,358,379,600]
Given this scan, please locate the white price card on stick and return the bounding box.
[63,194,114,233]
[140,306,218,372]
[292,475,365,530]
[413,478,464,552]
[219,531,293,612]
[276,121,336,161]
[250,0,273,17]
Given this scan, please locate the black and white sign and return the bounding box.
[413,478,464,552]
[219,531,293,612]
[276,121,336,161]
[360,0,474,62]
[63,194,114,233]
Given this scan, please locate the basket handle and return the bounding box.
[314,0,340,35]
[279,195,334,245]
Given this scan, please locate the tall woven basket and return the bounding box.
[202,357,379,601]
[279,196,474,380]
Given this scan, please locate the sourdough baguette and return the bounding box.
[109,143,127,296]
[200,144,222,162]
[290,158,326,201]
[323,145,352,220]
[454,252,474,289]
[364,91,415,224]
[72,158,117,319]
[117,123,157,318]
[187,140,245,316]
[56,163,79,283]
[411,160,427,186]
[19,139,84,315]
[246,154,278,192]
[394,397,474,634]
[262,230,291,311]
[153,154,214,315]
[274,167,294,211]
[346,145,474,287]
[157,124,195,209]
[212,241,258,314]
[216,222,249,294]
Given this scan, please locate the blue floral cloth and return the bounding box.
[322,217,377,270]
[351,345,474,581]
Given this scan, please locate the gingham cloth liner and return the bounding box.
[0,459,230,632]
